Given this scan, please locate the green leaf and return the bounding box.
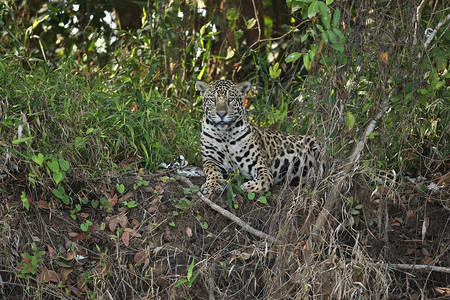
[301,33,309,42]
[225,46,235,60]
[201,222,208,229]
[20,191,30,211]
[333,8,341,27]
[116,184,125,194]
[176,279,188,287]
[227,184,234,210]
[47,158,60,173]
[169,221,176,227]
[247,192,256,200]
[31,153,44,166]
[52,186,65,199]
[12,136,33,145]
[330,43,344,52]
[303,53,311,70]
[80,220,92,232]
[318,1,331,29]
[246,18,257,29]
[53,171,65,185]
[269,63,281,79]
[197,65,206,80]
[307,1,319,19]
[326,29,337,43]
[176,198,192,211]
[226,8,239,21]
[257,196,267,204]
[285,52,302,63]
[187,258,195,280]
[75,137,84,148]
[61,194,70,205]
[59,158,70,172]
[91,199,99,209]
[332,28,345,41]
[346,111,355,130]
[199,22,210,36]
[351,209,360,215]
[326,0,333,4]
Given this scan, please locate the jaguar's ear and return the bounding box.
[196,81,210,95]
[236,81,251,95]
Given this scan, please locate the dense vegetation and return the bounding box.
[0,0,448,299]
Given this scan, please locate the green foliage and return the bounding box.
[116,184,125,194]
[80,220,93,232]
[176,258,199,288]
[17,243,45,279]
[20,191,30,211]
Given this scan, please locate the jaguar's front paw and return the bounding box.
[201,180,227,195]
[240,180,270,194]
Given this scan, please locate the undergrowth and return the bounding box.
[0,0,449,299]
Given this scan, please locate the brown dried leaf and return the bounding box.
[67,284,81,296]
[39,268,60,283]
[119,215,128,228]
[77,275,87,292]
[389,219,401,227]
[186,227,193,238]
[406,210,414,218]
[421,247,430,257]
[132,219,140,227]
[379,52,388,64]
[164,226,172,241]
[109,194,118,207]
[47,244,58,259]
[434,287,450,295]
[37,201,50,209]
[121,231,130,247]
[66,251,77,261]
[134,250,148,266]
[436,172,450,186]
[109,217,118,232]
[123,227,141,237]
[406,248,415,255]
[60,268,73,283]
[150,196,161,205]
[421,256,433,265]
[148,204,158,213]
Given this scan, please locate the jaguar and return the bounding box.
[197,79,321,195]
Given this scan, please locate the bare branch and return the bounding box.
[412,0,428,46]
[378,263,450,274]
[175,175,277,243]
[423,13,450,51]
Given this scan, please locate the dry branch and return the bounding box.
[175,175,277,243]
[379,263,450,274]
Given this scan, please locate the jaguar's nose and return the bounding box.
[216,110,228,119]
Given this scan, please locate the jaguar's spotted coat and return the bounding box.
[197,80,321,195]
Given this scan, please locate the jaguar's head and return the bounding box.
[196,80,251,131]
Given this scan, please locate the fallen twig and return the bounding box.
[174,175,277,243]
[379,263,450,274]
